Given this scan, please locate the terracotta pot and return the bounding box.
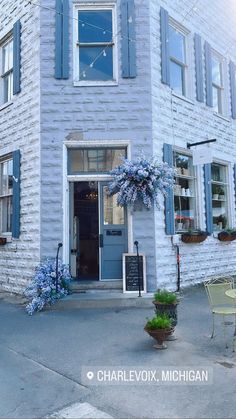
[181,233,208,244]
[218,232,236,242]
[0,237,7,245]
[152,301,178,326]
[144,326,174,349]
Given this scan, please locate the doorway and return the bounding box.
[70,181,128,281]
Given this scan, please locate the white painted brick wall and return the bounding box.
[0,1,41,293]
[2,0,236,293]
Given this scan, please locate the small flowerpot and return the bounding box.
[152,301,178,326]
[181,232,208,244]
[0,237,7,245]
[218,231,236,242]
[144,327,174,349]
[213,194,219,200]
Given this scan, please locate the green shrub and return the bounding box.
[145,314,172,330]
[154,289,177,304]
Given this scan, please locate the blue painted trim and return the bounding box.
[121,0,129,78]
[229,61,236,119]
[163,143,174,235]
[204,163,213,234]
[205,42,213,107]
[160,7,170,85]
[234,164,236,204]
[194,34,204,102]
[13,20,21,95]
[127,0,136,78]
[62,0,69,79]
[12,150,21,239]
[55,0,63,79]
[121,0,136,78]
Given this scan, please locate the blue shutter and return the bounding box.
[234,164,236,203]
[229,61,236,119]
[205,42,213,107]
[163,143,174,235]
[12,150,21,239]
[121,0,136,78]
[194,34,204,102]
[160,7,170,85]
[204,163,213,234]
[13,20,21,95]
[55,0,69,79]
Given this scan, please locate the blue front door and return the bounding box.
[99,182,128,280]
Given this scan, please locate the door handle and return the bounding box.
[99,234,103,248]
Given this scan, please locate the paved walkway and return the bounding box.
[0,285,236,418]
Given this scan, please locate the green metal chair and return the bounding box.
[204,277,236,351]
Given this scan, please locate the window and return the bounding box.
[211,163,228,230]
[212,54,224,114]
[173,152,196,232]
[0,156,13,234]
[68,148,126,174]
[74,4,117,84]
[1,36,13,104]
[169,23,187,96]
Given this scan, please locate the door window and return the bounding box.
[103,186,124,225]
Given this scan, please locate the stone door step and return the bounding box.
[51,291,154,310]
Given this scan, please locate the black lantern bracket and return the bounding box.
[187,138,216,149]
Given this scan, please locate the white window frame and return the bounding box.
[73,2,118,87]
[210,161,231,231]
[211,50,226,116]
[0,34,13,106]
[0,155,13,235]
[173,148,199,232]
[168,18,191,98]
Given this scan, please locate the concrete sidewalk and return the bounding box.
[0,285,236,418]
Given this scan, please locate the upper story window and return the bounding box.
[73,3,117,85]
[212,54,224,114]
[1,36,13,104]
[211,163,228,230]
[173,152,197,232]
[169,22,187,96]
[0,156,13,234]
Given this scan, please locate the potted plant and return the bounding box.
[218,228,236,242]
[144,314,173,349]
[153,289,178,327]
[181,229,208,244]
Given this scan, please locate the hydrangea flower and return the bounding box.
[24,259,71,315]
[108,155,175,209]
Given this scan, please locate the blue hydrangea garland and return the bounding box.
[108,155,175,209]
[24,259,71,315]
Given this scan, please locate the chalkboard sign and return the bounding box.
[123,253,146,293]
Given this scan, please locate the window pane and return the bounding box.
[79,46,113,80]
[3,39,13,73]
[211,164,228,231]
[78,11,112,43]
[174,153,196,232]
[68,148,126,174]
[103,187,124,225]
[169,26,185,63]
[0,196,12,232]
[212,57,221,85]
[211,163,226,183]
[170,60,184,95]
[3,72,13,103]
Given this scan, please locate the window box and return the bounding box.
[218,231,236,242]
[181,231,208,244]
[0,237,7,245]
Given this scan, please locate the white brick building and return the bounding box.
[1,0,236,294]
